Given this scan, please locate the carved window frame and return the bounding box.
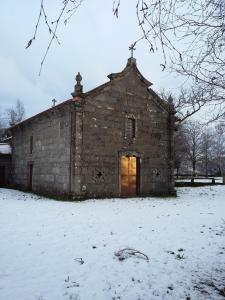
[124,114,137,140]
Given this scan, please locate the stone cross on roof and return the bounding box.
[129,44,136,58]
[52,99,57,107]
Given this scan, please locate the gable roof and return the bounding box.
[10,58,171,130]
[83,58,150,98]
[84,57,169,113]
[9,99,73,130]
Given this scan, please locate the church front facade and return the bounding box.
[10,57,176,199]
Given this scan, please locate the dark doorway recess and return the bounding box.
[0,166,5,187]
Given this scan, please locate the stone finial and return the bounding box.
[168,95,176,114]
[127,57,137,66]
[168,95,173,104]
[76,72,82,85]
[71,72,83,97]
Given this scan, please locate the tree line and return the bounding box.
[175,121,225,178]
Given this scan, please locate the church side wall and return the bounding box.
[11,106,71,197]
[73,73,173,198]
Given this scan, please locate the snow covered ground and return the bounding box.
[0,186,225,300]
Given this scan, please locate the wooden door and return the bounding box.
[121,156,138,196]
[0,166,5,186]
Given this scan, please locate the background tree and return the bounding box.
[184,120,203,176]
[0,107,8,140]
[173,121,225,177]
[211,122,225,176]
[26,0,84,75]
[131,0,225,120]
[7,100,25,126]
[174,123,189,177]
[160,87,207,123]
[200,127,214,177]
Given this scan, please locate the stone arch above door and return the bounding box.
[118,150,142,158]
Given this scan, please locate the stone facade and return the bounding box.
[11,102,72,196]
[10,58,175,198]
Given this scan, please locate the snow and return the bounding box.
[0,186,225,300]
[0,143,11,154]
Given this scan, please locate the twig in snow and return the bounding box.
[74,258,84,265]
[114,248,149,262]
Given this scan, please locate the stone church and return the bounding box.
[9,56,176,198]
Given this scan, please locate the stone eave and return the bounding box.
[147,88,170,114]
[9,99,73,130]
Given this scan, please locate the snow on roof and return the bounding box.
[1,136,12,142]
[0,143,11,155]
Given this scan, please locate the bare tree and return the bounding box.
[175,122,225,177]
[0,108,9,140]
[160,86,207,123]
[184,120,203,176]
[174,123,189,177]
[212,122,225,176]
[26,0,84,75]
[7,100,25,126]
[200,127,214,177]
[119,0,225,120]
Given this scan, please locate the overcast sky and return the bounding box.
[0,0,184,120]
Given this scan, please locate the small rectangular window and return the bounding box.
[126,118,136,138]
[30,136,33,154]
[28,163,33,191]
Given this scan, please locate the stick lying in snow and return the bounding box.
[114,248,149,262]
[74,258,84,265]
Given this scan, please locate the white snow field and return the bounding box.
[0,187,225,300]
